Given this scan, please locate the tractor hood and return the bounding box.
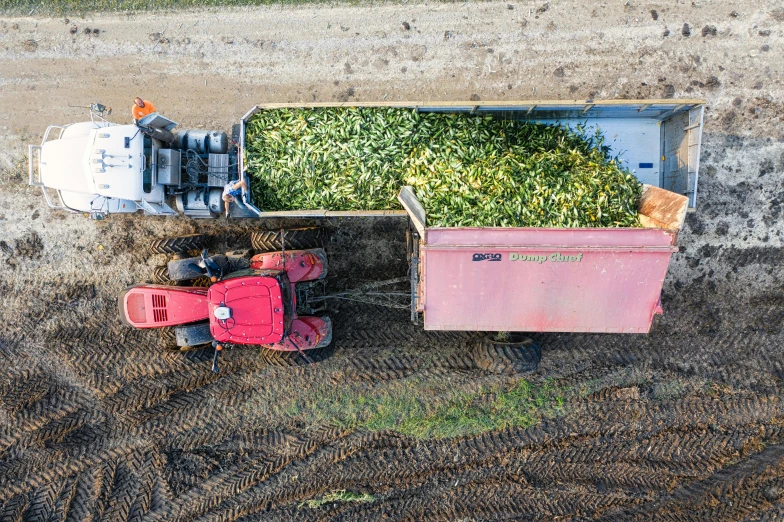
[119,285,209,328]
[208,275,286,345]
[40,125,145,201]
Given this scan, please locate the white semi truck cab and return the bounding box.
[29,110,253,219]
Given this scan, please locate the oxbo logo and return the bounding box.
[472,253,502,262]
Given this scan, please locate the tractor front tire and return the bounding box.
[148,234,208,255]
[174,322,214,348]
[473,334,541,374]
[153,262,211,287]
[251,227,326,253]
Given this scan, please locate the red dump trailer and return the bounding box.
[398,184,687,334]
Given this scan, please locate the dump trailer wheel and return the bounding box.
[260,342,334,367]
[473,334,541,374]
[148,234,208,255]
[251,227,326,253]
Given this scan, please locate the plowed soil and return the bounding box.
[1,1,783,520]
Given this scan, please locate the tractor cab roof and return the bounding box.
[207,275,286,345]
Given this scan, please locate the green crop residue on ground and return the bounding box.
[299,490,376,509]
[0,0,346,14]
[304,378,567,440]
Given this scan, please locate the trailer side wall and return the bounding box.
[420,228,678,333]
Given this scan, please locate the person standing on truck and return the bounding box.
[132,97,157,121]
[222,179,248,217]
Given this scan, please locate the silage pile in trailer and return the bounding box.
[245,107,642,227]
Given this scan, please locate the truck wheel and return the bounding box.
[260,342,334,367]
[473,334,541,374]
[251,227,325,253]
[148,234,208,255]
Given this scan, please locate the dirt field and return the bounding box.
[1,1,784,520]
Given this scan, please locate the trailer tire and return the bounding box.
[251,228,326,253]
[148,234,208,255]
[473,334,541,374]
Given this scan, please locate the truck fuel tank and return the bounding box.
[177,130,229,155]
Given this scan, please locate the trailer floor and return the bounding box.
[1,1,783,520]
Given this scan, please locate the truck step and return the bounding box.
[140,199,177,216]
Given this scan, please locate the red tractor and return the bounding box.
[119,229,332,371]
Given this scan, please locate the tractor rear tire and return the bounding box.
[152,265,176,285]
[148,234,208,255]
[260,342,334,367]
[473,334,541,374]
[251,227,326,253]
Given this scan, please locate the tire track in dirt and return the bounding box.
[0,181,782,519]
[598,443,784,521]
[159,390,784,521]
[3,349,784,520]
